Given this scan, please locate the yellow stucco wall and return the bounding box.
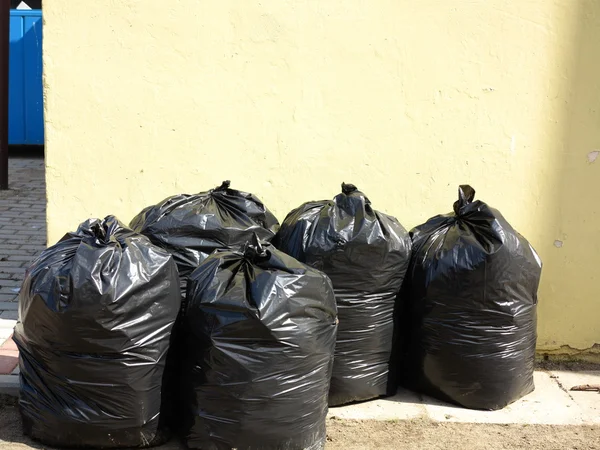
[43,0,600,354]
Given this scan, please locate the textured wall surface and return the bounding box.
[43,0,600,352]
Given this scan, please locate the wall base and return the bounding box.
[536,344,600,365]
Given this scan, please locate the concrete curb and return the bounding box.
[0,374,18,397]
[328,370,600,425]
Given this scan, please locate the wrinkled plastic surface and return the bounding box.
[181,238,338,450]
[400,185,542,411]
[130,181,280,294]
[13,216,181,448]
[274,183,412,406]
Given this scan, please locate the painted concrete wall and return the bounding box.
[43,0,600,355]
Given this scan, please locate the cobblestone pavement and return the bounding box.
[0,154,45,377]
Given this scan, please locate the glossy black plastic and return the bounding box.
[129,181,280,295]
[400,185,542,410]
[13,216,181,448]
[274,183,412,406]
[181,239,338,449]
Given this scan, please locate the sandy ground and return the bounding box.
[326,417,600,450]
[1,397,599,450]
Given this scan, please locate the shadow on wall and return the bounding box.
[536,0,600,358]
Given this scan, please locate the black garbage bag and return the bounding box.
[130,180,280,294]
[13,216,181,448]
[400,185,542,410]
[181,238,338,450]
[274,183,412,406]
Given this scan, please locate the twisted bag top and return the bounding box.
[181,239,338,450]
[402,185,542,410]
[130,180,280,278]
[13,216,181,448]
[275,183,412,406]
[275,182,410,295]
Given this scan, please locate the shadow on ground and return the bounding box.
[2,391,600,449]
[0,396,43,450]
[0,395,184,450]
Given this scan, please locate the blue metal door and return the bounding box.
[9,10,43,145]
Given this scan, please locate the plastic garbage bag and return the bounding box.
[274,183,412,406]
[130,180,280,294]
[400,185,542,410]
[181,238,338,450]
[13,216,181,448]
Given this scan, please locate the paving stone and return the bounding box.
[2,249,32,256]
[0,245,22,251]
[0,350,18,375]
[0,311,18,321]
[7,255,36,262]
[16,229,44,235]
[0,236,34,243]
[0,328,13,340]
[0,317,16,326]
[0,267,26,274]
[0,157,45,310]
[0,302,18,311]
[0,334,17,350]
[0,374,19,396]
[0,262,24,268]
[19,244,45,251]
[0,234,22,240]
[0,288,20,298]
